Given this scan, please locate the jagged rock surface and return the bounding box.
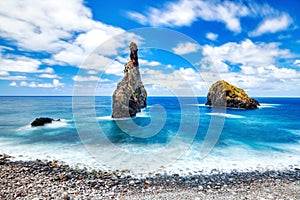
[31,117,58,127]
[112,65,147,118]
[205,80,259,109]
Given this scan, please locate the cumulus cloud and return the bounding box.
[52,31,139,68]
[39,74,60,79]
[0,55,55,74]
[250,14,292,37]
[72,75,110,82]
[19,79,63,88]
[172,42,200,55]
[141,67,207,96]
[139,59,161,67]
[0,0,123,52]
[0,56,40,73]
[0,0,129,73]
[127,0,293,36]
[0,71,9,76]
[206,32,218,41]
[73,75,99,82]
[203,39,292,70]
[9,81,17,86]
[294,60,300,67]
[0,75,27,80]
[200,39,300,95]
[127,0,249,32]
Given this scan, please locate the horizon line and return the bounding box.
[1,95,300,98]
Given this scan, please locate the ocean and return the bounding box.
[0,96,299,176]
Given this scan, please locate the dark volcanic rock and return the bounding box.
[112,42,147,118]
[205,80,260,109]
[31,117,60,127]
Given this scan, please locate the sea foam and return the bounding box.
[259,103,281,108]
[206,112,245,119]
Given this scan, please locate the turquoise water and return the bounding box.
[0,96,299,174]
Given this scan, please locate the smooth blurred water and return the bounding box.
[0,96,299,174]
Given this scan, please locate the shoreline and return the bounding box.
[1,159,299,199]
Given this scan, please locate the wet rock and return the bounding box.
[31,117,60,127]
[206,80,259,109]
[112,42,147,118]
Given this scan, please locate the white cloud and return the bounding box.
[52,79,61,87]
[250,14,292,37]
[104,60,124,76]
[127,0,249,32]
[172,42,200,55]
[0,56,41,73]
[201,39,300,96]
[203,39,292,70]
[0,0,124,52]
[72,75,100,82]
[206,32,218,41]
[178,67,196,80]
[0,75,27,80]
[0,71,9,76]
[20,81,28,87]
[9,81,17,86]
[141,67,207,96]
[51,31,139,68]
[294,60,300,67]
[0,55,55,74]
[0,46,14,51]
[127,0,294,36]
[0,0,132,81]
[80,54,115,71]
[39,74,60,79]
[240,65,298,79]
[87,70,98,75]
[139,59,161,67]
[20,79,63,88]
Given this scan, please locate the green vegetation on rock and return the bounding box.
[206,80,260,109]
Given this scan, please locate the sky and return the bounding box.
[0,0,300,96]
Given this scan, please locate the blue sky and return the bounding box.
[0,0,300,96]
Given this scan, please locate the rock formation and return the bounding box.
[112,42,147,118]
[205,80,259,109]
[31,117,60,127]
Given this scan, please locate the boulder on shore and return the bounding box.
[112,42,147,118]
[205,80,260,109]
[31,117,60,127]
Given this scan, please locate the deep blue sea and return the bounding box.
[0,96,299,175]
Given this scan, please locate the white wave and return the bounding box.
[136,110,150,118]
[206,112,245,119]
[165,142,300,176]
[43,119,70,128]
[16,119,71,132]
[98,110,150,121]
[97,116,132,121]
[190,103,207,107]
[284,129,300,136]
[16,125,32,132]
[1,138,300,177]
[259,103,281,108]
[97,116,114,120]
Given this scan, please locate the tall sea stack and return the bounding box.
[112,42,147,118]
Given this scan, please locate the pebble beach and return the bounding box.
[1,157,299,200]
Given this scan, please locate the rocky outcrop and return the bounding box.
[112,42,147,118]
[205,80,259,109]
[31,117,60,127]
